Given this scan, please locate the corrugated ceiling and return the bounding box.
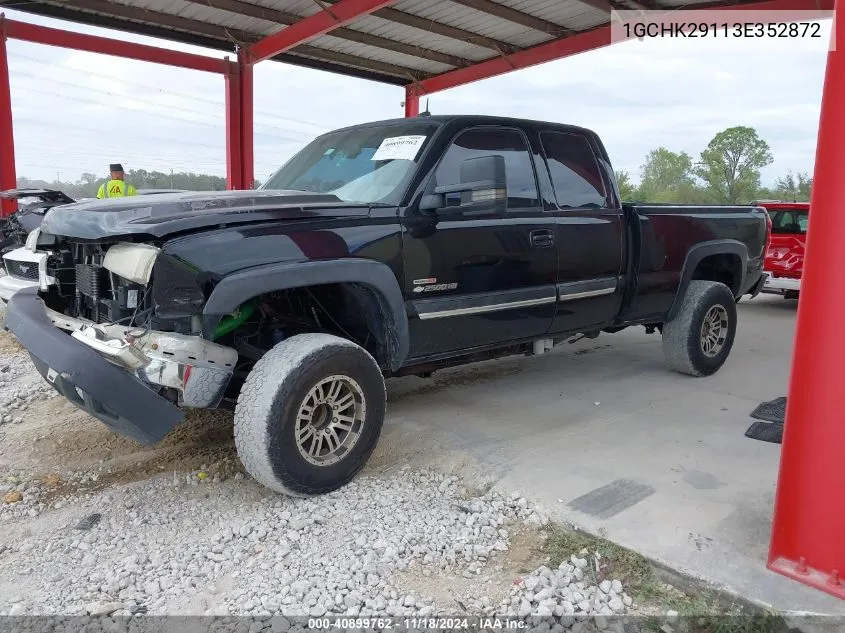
[0,0,766,86]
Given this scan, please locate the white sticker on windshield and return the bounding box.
[371,135,427,161]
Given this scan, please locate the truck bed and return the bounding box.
[618,203,769,323]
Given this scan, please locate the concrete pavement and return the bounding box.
[384,294,845,614]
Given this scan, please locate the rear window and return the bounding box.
[769,209,809,234]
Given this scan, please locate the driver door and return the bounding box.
[402,126,558,359]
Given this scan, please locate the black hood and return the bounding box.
[40,190,371,240]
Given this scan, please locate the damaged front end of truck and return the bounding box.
[4,231,242,443]
[2,192,327,444]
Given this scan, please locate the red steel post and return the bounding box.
[0,17,16,216]
[225,58,243,190]
[238,49,254,190]
[404,85,419,117]
[767,5,845,600]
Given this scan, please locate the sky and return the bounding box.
[3,6,832,187]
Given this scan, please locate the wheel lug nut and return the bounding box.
[332,417,338,423]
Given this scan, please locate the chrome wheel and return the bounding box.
[700,305,728,357]
[294,374,366,466]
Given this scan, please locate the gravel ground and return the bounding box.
[0,324,633,630]
[0,334,55,427]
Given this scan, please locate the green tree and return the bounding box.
[636,148,699,203]
[772,171,812,202]
[615,171,637,201]
[696,126,773,204]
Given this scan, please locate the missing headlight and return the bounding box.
[151,253,205,319]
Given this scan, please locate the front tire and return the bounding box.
[234,333,386,496]
[662,280,737,377]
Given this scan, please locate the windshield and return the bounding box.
[261,122,439,205]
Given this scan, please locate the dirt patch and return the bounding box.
[391,527,548,612]
[0,395,240,498]
[2,385,486,503]
[0,333,23,357]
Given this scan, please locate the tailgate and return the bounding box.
[765,234,805,278]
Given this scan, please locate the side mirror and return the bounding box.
[419,155,507,215]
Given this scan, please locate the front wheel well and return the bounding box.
[218,282,399,374]
[690,253,743,296]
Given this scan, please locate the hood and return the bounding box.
[0,188,76,206]
[0,188,76,217]
[40,190,371,240]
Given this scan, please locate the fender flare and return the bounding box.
[202,259,409,371]
[667,239,748,321]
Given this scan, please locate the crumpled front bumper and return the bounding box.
[4,287,235,444]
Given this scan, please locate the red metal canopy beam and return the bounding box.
[416,25,613,95]
[3,17,229,74]
[0,17,16,215]
[768,2,845,600]
[1,14,248,197]
[238,48,254,190]
[414,0,832,95]
[225,58,244,190]
[247,0,396,64]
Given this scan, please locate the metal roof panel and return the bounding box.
[308,34,455,74]
[11,0,759,87]
[501,0,609,26]
[346,14,495,62]
[97,0,276,35]
[393,0,553,47]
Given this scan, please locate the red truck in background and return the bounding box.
[757,200,809,299]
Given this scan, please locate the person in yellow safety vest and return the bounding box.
[96,163,138,199]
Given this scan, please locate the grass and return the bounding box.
[538,523,793,633]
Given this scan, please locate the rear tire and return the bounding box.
[234,333,386,496]
[662,280,737,377]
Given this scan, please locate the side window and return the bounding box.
[540,132,608,208]
[434,128,539,208]
[799,214,809,232]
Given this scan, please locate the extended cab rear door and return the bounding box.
[535,129,625,334]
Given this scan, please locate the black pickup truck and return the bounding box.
[4,115,769,496]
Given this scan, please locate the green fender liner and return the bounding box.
[213,301,256,339]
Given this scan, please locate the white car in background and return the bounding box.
[0,231,54,307]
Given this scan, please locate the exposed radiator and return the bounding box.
[75,264,108,299]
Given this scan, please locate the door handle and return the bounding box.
[530,230,555,248]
